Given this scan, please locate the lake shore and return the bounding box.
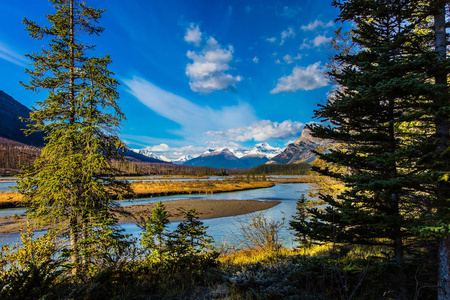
[0,199,280,235]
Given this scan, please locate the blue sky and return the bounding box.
[0,0,341,160]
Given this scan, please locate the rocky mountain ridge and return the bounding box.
[267,128,330,164]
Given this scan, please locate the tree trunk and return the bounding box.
[69,213,78,276]
[434,3,449,300]
[68,0,78,276]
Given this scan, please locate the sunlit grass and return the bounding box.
[0,192,22,208]
[130,180,275,197]
[219,247,297,265]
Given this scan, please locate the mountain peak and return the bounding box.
[268,128,330,164]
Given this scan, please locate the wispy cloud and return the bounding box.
[205,120,304,142]
[0,42,28,67]
[252,56,259,63]
[301,19,334,31]
[184,25,241,94]
[300,34,332,49]
[312,35,332,47]
[280,27,295,45]
[270,62,328,93]
[283,54,293,64]
[123,76,256,136]
[265,37,277,43]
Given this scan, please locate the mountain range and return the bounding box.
[133,131,330,169]
[1,90,329,169]
[183,149,269,169]
[133,143,283,169]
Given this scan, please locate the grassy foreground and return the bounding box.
[1,236,438,299]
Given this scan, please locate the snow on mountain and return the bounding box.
[233,142,282,159]
[172,155,195,165]
[131,149,171,163]
[131,141,283,166]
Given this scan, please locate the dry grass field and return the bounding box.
[130,179,275,197]
[0,179,275,208]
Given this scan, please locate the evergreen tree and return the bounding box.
[140,201,171,262]
[16,0,131,274]
[424,2,449,298]
[167,209,217,267]
[292,1,448,298]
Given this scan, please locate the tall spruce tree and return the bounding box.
[291,1,448,299]
[419,2,449,298]
[17,0,131,273]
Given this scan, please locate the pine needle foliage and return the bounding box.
[291,1,449,299]
[16,0,132,274]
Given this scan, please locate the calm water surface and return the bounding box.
[0,183,310,248]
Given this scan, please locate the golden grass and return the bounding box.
[130,180,275,197]
[0,192,23,208]
[219,243,339,266]
[219,247,298,265]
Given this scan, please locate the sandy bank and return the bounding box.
[0,199,280,235]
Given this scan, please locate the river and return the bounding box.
[0,182,310,248]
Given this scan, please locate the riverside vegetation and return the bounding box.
[0,0,448,299]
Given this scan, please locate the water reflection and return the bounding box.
[0,183,309,248]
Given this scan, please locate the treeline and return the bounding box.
[0,138,40,176]
[110,160,228,176]
[248,163,311,175]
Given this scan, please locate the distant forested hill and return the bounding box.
[249,163,311,175]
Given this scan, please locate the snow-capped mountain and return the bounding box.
[183,148,247,169]
[201,143,282,159]
[172,155,195,165]
[236,142,282,159]
[131,141,284,167]
[131,149,171,163]
[183,148,270,169]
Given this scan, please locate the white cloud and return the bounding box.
[266,37,277,43]
[252,56,259,63]
[301,20,334,31]
[275,59,281,64]
[206,140,242,150]
[299,38,311,50]
[283,54,293,64]
[0,42,28,67]
[280,27,295,45]
[293,53,302,60]
[312,35,332,47]
[270,62,328,94]
[144,143,170,152]
[184,24,202,46]
[299,35,332,49]
[205,120,304,142]
[123,76,256,135]
[185,33,241,94]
